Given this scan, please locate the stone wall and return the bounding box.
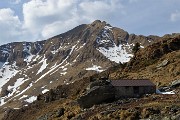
[114,86,155,98]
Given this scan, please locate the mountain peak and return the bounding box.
[0,21,160,110]
[90,20,107,27]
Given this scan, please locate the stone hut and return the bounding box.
[111,79,156,99]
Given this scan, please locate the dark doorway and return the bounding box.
[133,86,139,94]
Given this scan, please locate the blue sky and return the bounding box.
[0,0,180,45]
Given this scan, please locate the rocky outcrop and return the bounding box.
[171,79,180,88]
[0,42,44,67]
[77,80,115,108]
[86,80,110,90]
[77,85,115,108]
[156,59,169,69]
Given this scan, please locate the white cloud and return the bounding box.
[41,18,79,38]
[21,0,125,40]
[0,8,23,44]
[22,0,80,39]
[79,0,124,21]
[170,11,180,22]
[0,8,19,22]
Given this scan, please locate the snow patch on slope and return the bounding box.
[0,77,30,106]
[51,45,59,54]
[36,43,77,82]
[42,89,49,94]
[24,55,35,64]
[19,95,28,100]
[86,65,104,72]
[60,72,67,76]
[156,89,175,94]
[37,56,48,75]
[7,78,29,98]
[0,98,5,106]
[13,83,33,99]
[97,44,133,63]
[0,62,19,91]
[24,96,37,103]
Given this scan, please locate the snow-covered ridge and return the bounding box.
[96,25,133,63]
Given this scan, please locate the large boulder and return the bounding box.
[86,80,110,90]
[77,85,115,108]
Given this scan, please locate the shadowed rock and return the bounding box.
[77,80,115,108]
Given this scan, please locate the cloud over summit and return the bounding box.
[22,0,124,40]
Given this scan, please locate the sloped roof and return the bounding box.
[111,79,155,87]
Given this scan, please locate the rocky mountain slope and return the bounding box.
[0,20,159,110]
[109,34,180,85]
[1,33,180,120]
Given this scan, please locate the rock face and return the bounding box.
[77,80,115,108]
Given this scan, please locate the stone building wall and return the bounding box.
[114,86,156,98]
